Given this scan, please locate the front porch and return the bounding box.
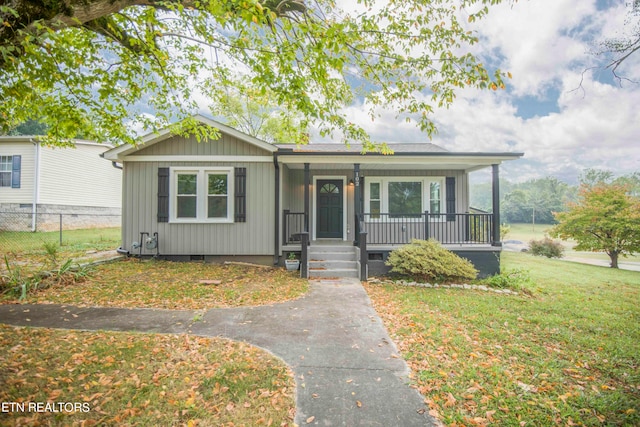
[282,211,500,279]
[274,145,518,279]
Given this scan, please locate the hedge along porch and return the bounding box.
[103,115,522,278]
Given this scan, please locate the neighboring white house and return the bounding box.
[0,137,122,231]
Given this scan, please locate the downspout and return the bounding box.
[273,153,280,265]
[31,139,40,232]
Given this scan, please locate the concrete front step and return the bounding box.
[309,268,359,279]
[308,245,359,278]
[309,244,356,253]
[309,260,358,270]
[309,251,357,261]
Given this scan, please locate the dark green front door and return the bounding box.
[317,179,343,238]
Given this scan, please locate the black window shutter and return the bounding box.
[157,167,170,223]
[446,177,456,221]
[235,167,246,223]
[11,155,21,188]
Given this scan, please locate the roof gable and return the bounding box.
[103,115,276,160]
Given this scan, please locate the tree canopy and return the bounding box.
[205,77,308,144]
[550,183,640,268]
[1,0,509,147]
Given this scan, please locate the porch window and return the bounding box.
[430,182,441,215]
[0,156,11,187]
[364,177,445,220]
[369,182,381,219]
[171,167,234,223]
[388,181,422,217]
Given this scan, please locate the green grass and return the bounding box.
[366,252,640,426]
[0,227,121,255]
[0,326,295,426]
[505,223,640,263]
[504,222,551,242]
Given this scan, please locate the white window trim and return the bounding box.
[364,176,446,222]
[169,166,234,223]
[0,155,12,188]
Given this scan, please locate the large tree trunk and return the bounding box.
[608,251,619,268]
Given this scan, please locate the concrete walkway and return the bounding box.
[0,278,437,427]
[563,256,640,272]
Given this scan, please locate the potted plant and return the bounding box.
[285,252,300,271]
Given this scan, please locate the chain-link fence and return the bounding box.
[0,211,121,256]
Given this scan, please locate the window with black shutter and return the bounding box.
[157,167,170,223]
[234,167,246,223]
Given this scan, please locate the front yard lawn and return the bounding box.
[1,258,308,309]
[365,251,640,426]
[0,326,295,426]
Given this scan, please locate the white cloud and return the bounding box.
[351,0,640,183]
[470,0,599,97]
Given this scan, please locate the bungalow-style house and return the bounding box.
[0,137,122,231]
[103,115,522,279]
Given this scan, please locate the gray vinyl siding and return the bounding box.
[136,134,269,156]
[122,134,275,256]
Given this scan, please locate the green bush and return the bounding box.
[385,239,478,283]
[477,268,534,293]
[529,238,564,258]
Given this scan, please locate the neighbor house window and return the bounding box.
[0,156,11,187]
[365,177,445,220]
[171,167,234,222]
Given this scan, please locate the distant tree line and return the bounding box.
[471,169,640,225]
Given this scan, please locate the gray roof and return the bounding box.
[275,142,449,153]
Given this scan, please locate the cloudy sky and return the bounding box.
[335,0,640,184]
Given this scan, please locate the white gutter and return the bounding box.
[32,140,40,232]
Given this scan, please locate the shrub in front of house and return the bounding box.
[476,268,534,294]
[529,238,564,258]
[385,239,478,283]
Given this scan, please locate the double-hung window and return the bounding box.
[365,177,445,220]
[0,156,12,187]
[171,167,234,222]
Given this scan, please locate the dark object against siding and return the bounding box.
[11,155,21,188]
[446,177,455,221]
[157,167,169,223]
[235,167,246,223]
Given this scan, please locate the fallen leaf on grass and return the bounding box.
[444,392,457,407]
[517,381,538,393]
